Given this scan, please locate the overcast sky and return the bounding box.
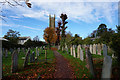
[1,0,119,41]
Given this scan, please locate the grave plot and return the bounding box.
[2,48,56,79]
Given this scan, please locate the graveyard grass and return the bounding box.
[58,50,93,78]
[2,48,56,79]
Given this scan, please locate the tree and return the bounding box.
[33,36,39,41]
[4,29,20,44]
[71,34,83,46]
[116,25,120,33]
[1,0,31,21]
[43,27,57,48]
[83,37,92,45]
[60,13,68,50]
[55,20,62,45]
[96,24,107,37]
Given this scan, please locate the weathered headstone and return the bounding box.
[97,43,101,55]
[80,49,84,61]
[17,48,20,53]
[85,47,95,77]
[5,49,8,58]
[32,51,35,62]
[103,44,107,56]
[45,49,47,62]
[23,48,30,67]
[73,45,76,58]
[77,45,80,58]
[93,44,96,54]
[11,50,18,73]
[22,48,25,54]
[37,48,40,56]
[30,53,33,63]
[102,56,112,78]
[90,45,93,54]
[35,47,38,59]
[70,46,73,56]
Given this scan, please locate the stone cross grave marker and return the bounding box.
[103,44,107,56]
[93,44,96,54]
[77,45,80,58]
[73,45,76,58]
[90,45,93,54]
[102,55,112,78]
[85,47,95,77]
[97,44,101,55]
[70,46,73,56]
[80,49,84,61]
[23,48,30,68]
[11,50,18,73]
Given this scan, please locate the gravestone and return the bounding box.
[97,43,101,55]
[35,47,38,59]
[73,45,76,58]
[90,45,93,54]
[93,44,96,54]
[5,49,8,58]
[38,48,40,56]
[30,53,33,63]
[85,47,95,77]
[22,48,25,54]
[102,56,112,78]
[77,45,80,58]
[11,50,18,73]
[2,48,4,56]
[32,51,35,62]
[103,44,107,56]
[58,45,60,50]
[23,48,30,67]
[80,49,84,61]
[70,46,73,56]
[17,48,20,53]
[45,49,47,62]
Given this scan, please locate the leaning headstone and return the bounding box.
[70,46,73,56]
[93,44,96,54]
[97,43,101,55]
[23,48,30,67]
[5,49,8,58]
[90,45,93,54]
[73,45,76,58]
[80,49,84,61]
[103,44,107,56]
[77,45,80,58]
[30,53,33,63]
[85,47,95,77]
[11,50,18,73]
[102,56,112,78]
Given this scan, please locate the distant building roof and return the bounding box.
[0,37,8,41]
[18,36,31,40]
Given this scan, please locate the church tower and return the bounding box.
[49,14,55,28]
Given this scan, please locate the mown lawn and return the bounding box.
[2,48,56,79]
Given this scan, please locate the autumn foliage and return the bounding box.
[43,27,57,46]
